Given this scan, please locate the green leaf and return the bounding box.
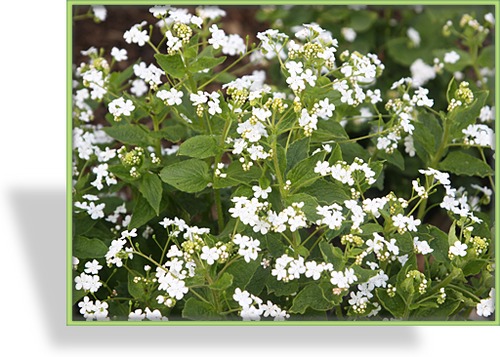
[348,10,378,32]
[138,172,162,215]
[438,151,493,177]
[462,259,487,276]
[182,298,221,320]
[103,124,152,146]
[213,161,262,189]
[319,240,344,270]
[266,277,298,297]
[448,221,458,246]
[159,159,210,193]
[310,119,348,143]
[450,91,488,137]
[298,179,350,204]
[128,270,146,300]
[178,135,220,159]
[287,151,325,192]
[129,194,157,228]
[210,272,234,291]
[286,137,310,173]
[190,51,226,73]
[285,193,320,222]
[289,284,334,314]
[73,236,108,259]
[375,289,405,318]
[377,149,404,171]
[421,224,449,263]
[477,46,494,69]
[225,258,260,290]
[154,53,187,79]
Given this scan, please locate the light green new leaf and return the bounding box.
[159,159,211,193]
[438,151,493,177]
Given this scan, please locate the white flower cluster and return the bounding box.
[73,125,114,160]
[285,60,317,93]
[124,22,150,47]
[479,105,495,123]
[157,88,184,106]
[78,296,109,321]
[462,124,495,149]
[209,24,246,56]
[229,192,308,234]
[255,29,289,61]
[133,61,165,89]
[76,49,110,102]
[315,157,376,187]
[128,307,169,321]
[105,229,136,267]
[233,234,262,263]
[410,59,437,87]
[75,194,106,220]
[391,213,421,234]
[233,288,290,321]
[362,232,401,262]
[413,237,434,255]
[190,90,222,116]
[108,97,135,121]
[378,81,434,154]
[74,259,103,293]
[419,168,482,223]
[476,288,496,317]
[449,241,468,258]
[348,271,389,315]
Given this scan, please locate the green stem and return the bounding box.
[214,189,224,233]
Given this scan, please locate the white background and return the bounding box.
[0,1,497,355]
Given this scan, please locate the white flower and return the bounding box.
[476,288,495,317]
[449,241,468,257]
[413,237,434,255]
[252,185,271,199]
[92,5,107,21]
[407,27,421,47]
[128,309,146,321]
[341,27,357,42]
[304,261,323,280]
[444,51,460,64]
[410,59,436,87]
[111,47,128,62]
[200,246,219,265]
[108,97,135,117]
[130,79,148,97]
[157,88,184,106]
[87,202,105,220]
[233,288,253,307]
[84,259,103,274]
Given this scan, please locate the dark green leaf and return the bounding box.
[182,298,221,320]
[438,151,493,177]
[289,284,334,314]
[319,240,344,270]
[298,179,350,204]
[376,289,405,318]
[286,137,310,173]
[287,151,325,192]
[138,172,162,215]
[129,194,157,228]
[73,236,108,259]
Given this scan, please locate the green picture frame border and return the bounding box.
[66,0,500,326]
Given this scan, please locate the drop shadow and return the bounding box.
[11,187,419,349]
